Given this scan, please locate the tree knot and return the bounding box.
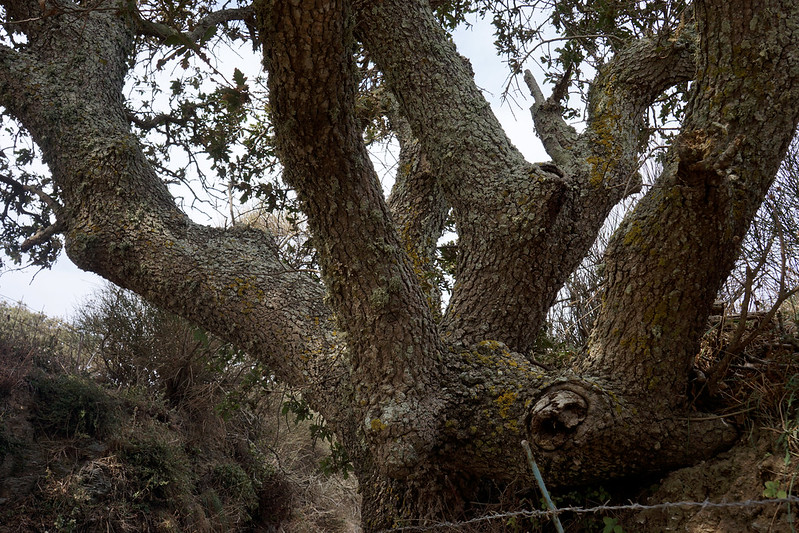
[526,388,588,451]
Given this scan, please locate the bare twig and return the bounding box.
[20,220,65,251]
[0,173,62,213]
[135,5,254,43]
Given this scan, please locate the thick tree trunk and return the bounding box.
[258,0,448,476]
[580,0,799,403]
[1,0,798,530]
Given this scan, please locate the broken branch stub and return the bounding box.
[527,387,589,451]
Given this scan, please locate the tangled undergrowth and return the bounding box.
[3,287,799,532]
[628,303,799,533]
[516,303,799,532]
[693,304,799,465]
[0,294,359,532]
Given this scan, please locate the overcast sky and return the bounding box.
[0,16,549,319]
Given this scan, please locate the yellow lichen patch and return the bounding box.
[227,276,265,315]
[478,339,504,350]
[494,391,517,419]
[398,225,439,315]
[585,97,623,188]
[469,340,509,366]
[622,220,643,247]
[370,418,388,432]
[399,162,413,178]
[619,334,653,358]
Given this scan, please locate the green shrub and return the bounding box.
[211,463,257,509]
[200,488,224,516]
[119,436,190,503]
[29,374,118,438]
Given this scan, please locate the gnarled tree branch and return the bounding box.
[354,0,700,356]
[386,101,448,320]
[581,0,799,402]
[258,0,445,476]
[0,0,344,411]
[135,4,255,43]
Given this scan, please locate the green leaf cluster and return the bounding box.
[0,120,61,268]
[282,393,353,479]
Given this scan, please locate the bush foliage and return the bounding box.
[0,291,359,532]
[29,373,118,439]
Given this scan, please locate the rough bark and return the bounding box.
[580,0,799,403]
[353,0,698,355]
[355,0,564,352]
[0,0,342,403]
[386,104,448,320]
[258,0,734,499]
[1,0,798,530]
[257,0,447,476]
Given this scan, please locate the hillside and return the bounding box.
[1,292,798,531]
[0,297,359,532]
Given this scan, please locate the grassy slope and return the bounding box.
[2,295,799,532]
[0,300,359,532]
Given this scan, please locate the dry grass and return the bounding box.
[9,285,799,532]
[694,307,799,464]
[258,388,361,532]
[0,297,361,532]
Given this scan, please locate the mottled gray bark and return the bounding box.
[580,0,799,403]
[353,0,697,355]
[356,0,565,352]
[257,0,446,476]
[1,0,798,530]
[0,0,339,400]
[387,104,448,320]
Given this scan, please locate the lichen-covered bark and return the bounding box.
[581,0,799,402]
[0,0,340,403]
[357,340,736,529]
[256,0,446,476]
[355,0,568,352]
[386,105,448,320]
[353,0,699,355]
[1,0,798,530]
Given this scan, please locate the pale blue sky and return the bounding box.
[0,16,549,318]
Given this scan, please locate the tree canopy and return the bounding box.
[1,0,799,529]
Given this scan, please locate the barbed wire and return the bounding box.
[4,274,797,533]
[381,496,799,532]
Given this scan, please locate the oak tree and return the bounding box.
[2,0,799,528]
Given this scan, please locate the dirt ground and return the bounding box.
[626,430,796,532]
